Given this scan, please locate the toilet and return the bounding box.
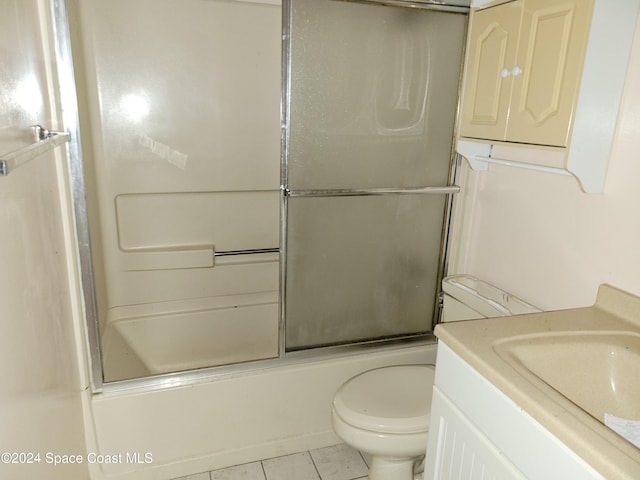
[331,275,539,480]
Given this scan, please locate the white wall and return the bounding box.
[0,1,89,478]
[449,16,640,311]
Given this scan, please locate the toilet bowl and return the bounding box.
[332,365,435,480]
[331,275,540,480]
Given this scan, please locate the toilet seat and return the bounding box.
[332,365,435,434]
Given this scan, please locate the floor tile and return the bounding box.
[358,451,371,468]
[173,473,210,480]
[309,444,368,480]
[210,461,265,480]
[262,452,320,480]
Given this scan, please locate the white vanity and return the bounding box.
[425,285,640,479]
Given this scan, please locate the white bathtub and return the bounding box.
[101,292,279,381]
[87,341,437,480]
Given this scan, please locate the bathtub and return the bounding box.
[87,340,437,480]
[101,292,279,382]
[95,291,437,479]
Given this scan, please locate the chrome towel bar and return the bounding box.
[283,185,460,198]
[1,125,70,176]
[214,248,279,257]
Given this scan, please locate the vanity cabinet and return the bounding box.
[425,342,603,480]
[459,0,592,147]
[456,0,640,193]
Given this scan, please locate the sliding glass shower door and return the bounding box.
[284,0,467,350]
[71,0,282,382]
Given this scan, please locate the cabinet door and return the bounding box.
[425,387,528,480]
[506,0,593,146]
[458,1,522,141]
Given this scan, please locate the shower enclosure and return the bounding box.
[66,0,468,387]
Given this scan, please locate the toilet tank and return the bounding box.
[441,275,540,322]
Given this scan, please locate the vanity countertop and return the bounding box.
[434,284,640,480]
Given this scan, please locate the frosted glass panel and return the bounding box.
[288,0,467,189]
[285,0,466,349]
[286,195,447,349]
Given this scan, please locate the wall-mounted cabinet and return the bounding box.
[457,0,640,193]
[460,0,591,147]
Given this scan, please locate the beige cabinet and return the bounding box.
[459,0,593,147]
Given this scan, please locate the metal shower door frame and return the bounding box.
[49,0,104,392]
[279,0,467,354]
[55,0,465,393]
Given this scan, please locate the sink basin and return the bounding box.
[494,331,640,425]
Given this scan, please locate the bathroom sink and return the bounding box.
[435,285,640,478]
[493,331,640,425]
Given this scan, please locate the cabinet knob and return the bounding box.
[511,66,523,77]
[500,68,511,78]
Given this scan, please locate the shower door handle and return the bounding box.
[283,185,460,198]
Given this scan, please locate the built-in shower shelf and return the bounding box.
[0,126,70,176]
[122,246,279,271]
[123,246,215,271]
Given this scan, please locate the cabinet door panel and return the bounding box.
[425,387,528,480]
[459,1,522,141]
[507,0,593,146]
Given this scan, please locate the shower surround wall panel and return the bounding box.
[72,0,281,381]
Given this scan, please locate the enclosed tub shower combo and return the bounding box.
[38,0,475,477]
[66,0,469,386]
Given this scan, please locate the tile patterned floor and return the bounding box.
[172,444,369,480]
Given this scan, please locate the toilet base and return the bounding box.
[368,455,424,480]
[332,411,428,480]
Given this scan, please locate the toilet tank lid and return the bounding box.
[442,275,540,317]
